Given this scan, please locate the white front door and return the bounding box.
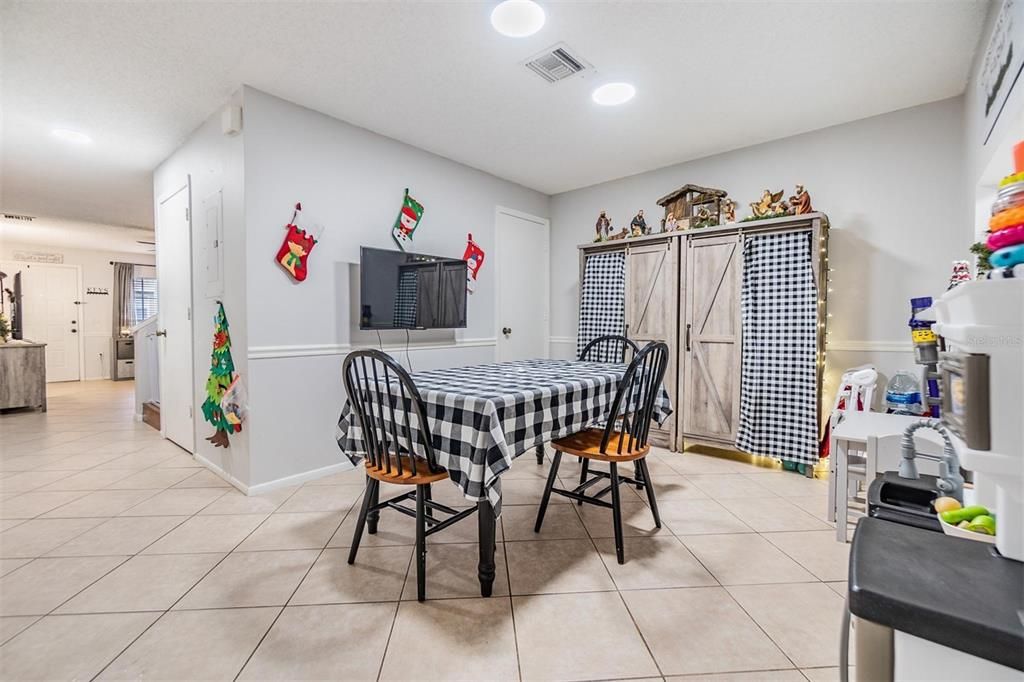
[157,182,195,452]
[495,207,550,362]
[20,264,82,382]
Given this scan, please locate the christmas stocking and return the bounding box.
[276,203,317,282]
[391,189,425,251]
[462,233,485,293]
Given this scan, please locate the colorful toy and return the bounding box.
[909,297,941,418]
[987,223,1024,251]
[990,242,1024,269]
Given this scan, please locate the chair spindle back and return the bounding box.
[599,341,669,455]
[579,335,640,364]
[342,349,439,477]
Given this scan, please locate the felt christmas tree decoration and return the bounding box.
[276,203,317,282]
[462,232,485,293]
[201,302,240,448]
[391,189,425,251]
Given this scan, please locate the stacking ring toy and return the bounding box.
[990,243,1024,269]
[988,224,1024,251]
[990,206,1024,231]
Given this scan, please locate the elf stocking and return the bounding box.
[391,189,425,251]
[462,233,485,293]
[276,203,317,282]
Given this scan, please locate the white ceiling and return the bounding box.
[1,1,988,230]
[0,216,155,254]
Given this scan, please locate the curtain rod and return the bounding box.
[109,261,154,267]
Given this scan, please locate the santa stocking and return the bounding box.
[391,189,425,251]
[462,233,485,293]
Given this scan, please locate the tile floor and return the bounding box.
[0,381,851,681]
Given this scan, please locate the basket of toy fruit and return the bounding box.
[934,497,996,545]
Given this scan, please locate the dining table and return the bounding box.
[336,357,673,596]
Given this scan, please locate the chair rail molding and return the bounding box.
[247,336,497,360]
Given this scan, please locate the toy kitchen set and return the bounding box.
[845,154,1024,681]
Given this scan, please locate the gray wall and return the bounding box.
[548,96,970,400]
[154,89,248,484]
[241,87,550,488]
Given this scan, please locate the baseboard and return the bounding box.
[193,452,249,494]
[186,456,356,497]
[246,461,356,495]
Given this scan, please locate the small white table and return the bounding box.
[829,412,943,542]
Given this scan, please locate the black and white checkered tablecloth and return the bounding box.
[336,358,672,515]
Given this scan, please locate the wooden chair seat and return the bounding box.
[365,454,449,485]
[552,429,649,462]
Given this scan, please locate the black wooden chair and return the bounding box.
[343,349,477,602]
[534,341,669,564]
[578,334,640,364]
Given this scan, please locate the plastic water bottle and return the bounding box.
[885,371,923,415]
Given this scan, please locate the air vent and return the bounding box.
[524,43,591,83]
[3,213,35,222]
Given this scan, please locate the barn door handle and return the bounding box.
[685,324,691,352]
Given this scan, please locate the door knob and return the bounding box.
[502,327,512,336]
[156,329,167,337]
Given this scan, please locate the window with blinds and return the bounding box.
[132,277,158,323]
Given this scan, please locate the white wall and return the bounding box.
[153,89,247,483]
[548,97,970,399]
[240,87,549,489]
[0,242,155,380]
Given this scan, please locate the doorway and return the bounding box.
[157,181,195,453]
[494,206,550,362]
[19,263,83,382]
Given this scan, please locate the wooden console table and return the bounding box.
[0,341,47,411]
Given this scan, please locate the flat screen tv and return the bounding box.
[359,247,467,330]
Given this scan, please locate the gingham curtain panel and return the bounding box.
[735,231,819,464]
[576,251,627,362]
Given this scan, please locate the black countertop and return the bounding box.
[849,517,1024,672]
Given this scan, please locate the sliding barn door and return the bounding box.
[626,240,678,448]
[681,234,741,444]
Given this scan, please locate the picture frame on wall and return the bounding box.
[980,0,1024,144]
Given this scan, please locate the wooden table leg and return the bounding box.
[535,444,544,465]
[477,500,496,597]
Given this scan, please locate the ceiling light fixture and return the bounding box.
[491,0,545,38]
[591,82,636,106]
[51,128,92,144]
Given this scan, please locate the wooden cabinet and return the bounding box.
[0,341,47,411]
[578,212,829,460]
[625,240,678,447]
[680,234,741,446]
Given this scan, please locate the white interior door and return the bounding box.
[495,207,549,362]
[21,264,82,382]
[157,182,195,452]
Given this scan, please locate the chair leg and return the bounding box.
[367,476,381,534]
[609,463,625,564]
[577,458,590,506]
[348,477,377,565]
[634,461,645,490]
[639,458,661,528]
[534,451,563,533]
[415,484,427,602]
[535,444,545,465]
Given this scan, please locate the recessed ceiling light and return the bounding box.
[491,0,545,38]
[592,82,636,106]
[51,128,92,144]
